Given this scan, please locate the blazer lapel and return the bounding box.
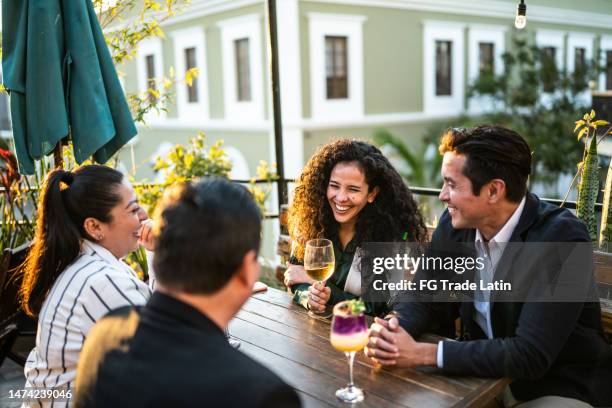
[490,193,540,331]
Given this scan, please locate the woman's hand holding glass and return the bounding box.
[308,282,331,312]
[304,239,335,316]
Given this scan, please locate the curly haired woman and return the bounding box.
[284,139,427,316]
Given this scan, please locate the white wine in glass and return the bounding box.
[305,262,335,282]
[304,239,335,317]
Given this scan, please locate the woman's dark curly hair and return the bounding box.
[288,139,427,260]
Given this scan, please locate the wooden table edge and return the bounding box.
[450,377,512,408]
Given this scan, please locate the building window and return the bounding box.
[307,12,366,119]
[145,54,157,103]
[467,26,506,113]
[172,27,208,120]
[137,38,164,121]
[541,47,557,93]
[479,42,494,76]
[325,36,348,99]
[574,47,586,73]
[436,40,452,96]
[606,50,612,90]
[535,30,566,102]
[184,47,199,103]
[234,38,251,102]
[218,14,264,120]
[425,22,465,114]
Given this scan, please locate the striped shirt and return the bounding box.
[23,240,154,408]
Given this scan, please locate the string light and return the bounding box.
[515,0,527,29]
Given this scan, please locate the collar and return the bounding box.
[331,234,358,254]
[475,196,526,244]
[509,191,541,241]
[81,239,134,274]
[145,291,226,337]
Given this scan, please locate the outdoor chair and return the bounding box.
[0,323,19,367]
[0,242,36,367]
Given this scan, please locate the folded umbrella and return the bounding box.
[2,0,137,174]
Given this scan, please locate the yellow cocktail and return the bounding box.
[330,300,368,403]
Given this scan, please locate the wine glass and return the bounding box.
[304,238,335,317]
[330,300,368,403]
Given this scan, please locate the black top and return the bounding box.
[74,292,301,408]
[291,236,389,316]
[394,192,612,406]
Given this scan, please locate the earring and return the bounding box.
[97,235,104,241]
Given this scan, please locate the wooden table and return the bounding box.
[229,287,510,408]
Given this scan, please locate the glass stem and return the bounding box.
[346,351,356,389]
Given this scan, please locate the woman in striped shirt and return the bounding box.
[18,165,155,407]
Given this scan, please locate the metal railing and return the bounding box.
[258,181,602,219]
[0,179,603,223]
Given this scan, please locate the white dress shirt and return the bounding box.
[23,240,154,407]
[437,197,526,368]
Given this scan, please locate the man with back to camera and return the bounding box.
[73,178,301,408]
[365,126,612,407]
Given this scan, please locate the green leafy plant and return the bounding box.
[248,160,279,215]
[570,111,612,249]
[0,149,50,253]
[135,132,232,215]
[126,245,149,280]
[93,0,197,123]
[600,159,612,251]
[344,299,366,315]
[131,135,278,275]
[94,0,190,65]
[576,129,599,242]
[568,110,610,244]
[446,35,601,187]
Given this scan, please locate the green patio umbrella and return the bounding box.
[2,0,137,174]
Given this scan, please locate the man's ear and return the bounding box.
[485,179,506,203]
[236,250,260,289]
[83,217,104,241]
[367,186,380,203]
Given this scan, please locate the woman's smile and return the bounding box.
[332,202,352,214]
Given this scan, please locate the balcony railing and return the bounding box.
[0,179,602,223]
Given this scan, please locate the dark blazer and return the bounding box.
[394,192,612,406]
[74,292,301,408]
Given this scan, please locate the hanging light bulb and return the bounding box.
[515,0,527,29]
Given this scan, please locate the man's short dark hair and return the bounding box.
[153,178,262,294]
[439,126,532,202]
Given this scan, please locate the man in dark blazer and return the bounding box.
[365,126,612,407]
[74,179,301,408]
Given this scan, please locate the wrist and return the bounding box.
[417,342,438,366]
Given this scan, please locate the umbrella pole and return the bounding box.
[53,143,63,169]
[265,0,288,210]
